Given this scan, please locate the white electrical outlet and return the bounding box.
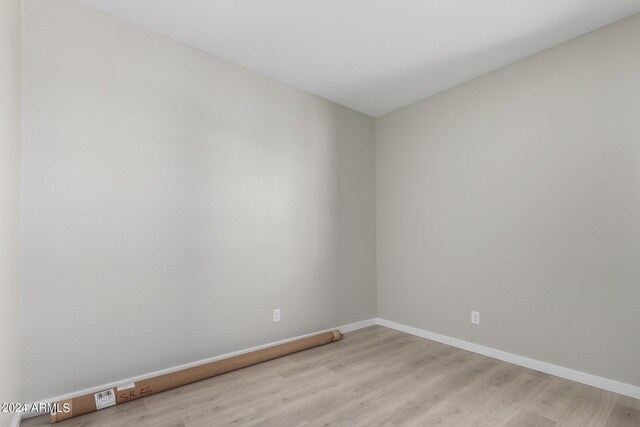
[471,311,480,325]
[273,308,281,322]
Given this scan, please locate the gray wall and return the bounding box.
[0,0,21,425]
[20,0,640,403]
[377,13,640,387]
[21,0,376,401]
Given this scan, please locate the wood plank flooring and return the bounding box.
[22,326,640,426]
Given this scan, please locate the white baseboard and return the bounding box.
[337,318,378,333]
[11,413,21,427]
[21,318,377,420]
[376,318,640,400]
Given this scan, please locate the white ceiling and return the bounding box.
[76,0,640,117]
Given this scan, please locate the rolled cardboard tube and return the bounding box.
[50,330,343,423]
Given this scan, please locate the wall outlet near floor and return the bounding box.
[273,308,281,322]
[471,311,480,325]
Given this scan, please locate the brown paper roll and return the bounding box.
[51,330,343,423]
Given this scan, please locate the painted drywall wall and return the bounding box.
[21,0,376,401]
[377,13,640,386]
[0,0,22,426]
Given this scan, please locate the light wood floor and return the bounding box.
[23,326,640,427]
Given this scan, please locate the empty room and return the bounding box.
[1,0,640,426]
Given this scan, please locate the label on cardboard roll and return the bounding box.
[94,389,116,410]
[117,382,136,391]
